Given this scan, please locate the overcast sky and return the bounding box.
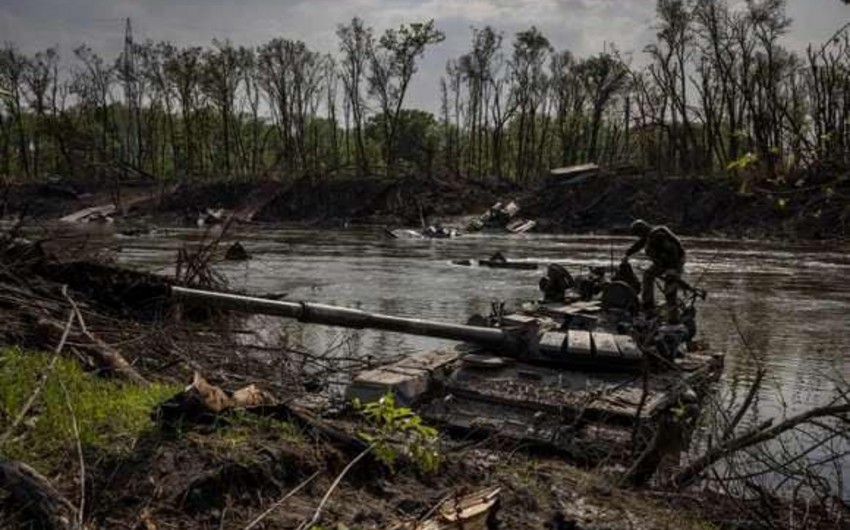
[1,0,847,110]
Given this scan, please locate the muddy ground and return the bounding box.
[3,170,847,239]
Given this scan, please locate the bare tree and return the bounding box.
[510,27,551,183]
[23,48,58,179]
[337,18,373,177]
[0,44,31,179]
[575,51,629,164]
[201,40,243,178]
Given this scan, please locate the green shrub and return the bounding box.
[353,393,442,473]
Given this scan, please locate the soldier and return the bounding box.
[539,263,573,303]
[624,220,686,323]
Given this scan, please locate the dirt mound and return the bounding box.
[254,174,511,226]
[524,173,847,239]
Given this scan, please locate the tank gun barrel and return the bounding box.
[170,285,643,368]
[171,286,506,346]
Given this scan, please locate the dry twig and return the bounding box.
[297,444,374,530]
[243,470,321,530]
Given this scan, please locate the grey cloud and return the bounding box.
[1,0,846,110]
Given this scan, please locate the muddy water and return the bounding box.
[52,223,843,493]
[113,226,850,420]
[113,227,850,410]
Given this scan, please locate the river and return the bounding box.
[106,224,850,491]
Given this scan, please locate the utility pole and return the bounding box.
[123,17,139,168]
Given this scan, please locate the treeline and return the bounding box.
[0,0,848,187]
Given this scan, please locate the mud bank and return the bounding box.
[3,172,847,239]
[523,173,849,239]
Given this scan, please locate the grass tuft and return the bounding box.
[0,347,179,471]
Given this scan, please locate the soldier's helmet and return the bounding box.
[630,219,651,236]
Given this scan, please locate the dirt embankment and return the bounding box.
[523,173,850,239]
[3,172,847,239]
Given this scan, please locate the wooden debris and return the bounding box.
[389,487,501,530]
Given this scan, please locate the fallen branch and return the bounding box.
[36,317,149,386]
[668,403,850,488]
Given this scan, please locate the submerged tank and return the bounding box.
[171,261,723,471]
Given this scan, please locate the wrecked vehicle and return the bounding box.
[385,225,459,239]
[467,201,536,234]
[172,260,721,479]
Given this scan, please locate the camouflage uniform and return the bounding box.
[626,223,686,323]
[539,264,572,303]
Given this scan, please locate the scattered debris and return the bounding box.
[197,208,227,227]
[468,200,536,234]
[478,251,538,270]
[453,252,539,270]
[155,373,276,423]
[59,204,116,224]
[389,487,501,530]
[549,163,600,185]
[505,218,537,234]
[386,226,459,239]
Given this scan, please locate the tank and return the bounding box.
[171,268,723,472]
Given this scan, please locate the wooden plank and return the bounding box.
[395,345,463,372]
[500,314,540,327]
[347,365,430,404]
